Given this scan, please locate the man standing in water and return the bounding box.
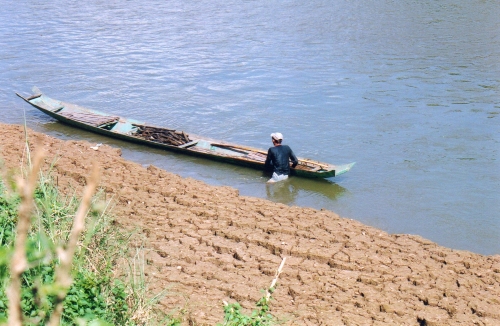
[265,132,298,183]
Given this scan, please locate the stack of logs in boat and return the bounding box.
[132,124,191,146]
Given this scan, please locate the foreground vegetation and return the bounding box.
[0,148,283,325]
[0,151,170,325]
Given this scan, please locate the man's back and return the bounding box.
[265,145,298,175]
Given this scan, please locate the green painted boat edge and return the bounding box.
[16,88,355,179]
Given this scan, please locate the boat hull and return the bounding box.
[16,88,354,179]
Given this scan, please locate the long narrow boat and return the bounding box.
[16,87,355,179]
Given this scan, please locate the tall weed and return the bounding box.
[0,168,165,325]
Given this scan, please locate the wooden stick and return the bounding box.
[7,149,45,326]
[265,257,286,302]
[296,158,331,169]
[135,126,189,145]
[211,143,265,154]
[212,143,330,169]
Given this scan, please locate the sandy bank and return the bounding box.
[1,123,499,325]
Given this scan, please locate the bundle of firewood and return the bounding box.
[132,124,190,146]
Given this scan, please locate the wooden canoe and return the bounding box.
[16,87,355,179]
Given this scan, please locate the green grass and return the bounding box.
[0,169,171,325]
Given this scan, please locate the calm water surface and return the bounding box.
[1,0,499,255]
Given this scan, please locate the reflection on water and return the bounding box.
[266,181,299,205]
[266,177,347,205]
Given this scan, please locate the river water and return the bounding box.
[0,0,498,255]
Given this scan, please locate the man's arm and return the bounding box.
[289,147,298,168]
[264,148,273,171]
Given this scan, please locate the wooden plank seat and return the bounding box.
[59,112,119,127]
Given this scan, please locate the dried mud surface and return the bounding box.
[1,123,499,326]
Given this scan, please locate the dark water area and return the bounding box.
[0,0,499,255]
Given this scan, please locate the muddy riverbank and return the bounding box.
[1,123,499,325]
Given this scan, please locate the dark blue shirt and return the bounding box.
[264,145,298,175]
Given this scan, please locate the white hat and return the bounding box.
[271,132,283,141]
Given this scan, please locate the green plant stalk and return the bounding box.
[219,257,286,326]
